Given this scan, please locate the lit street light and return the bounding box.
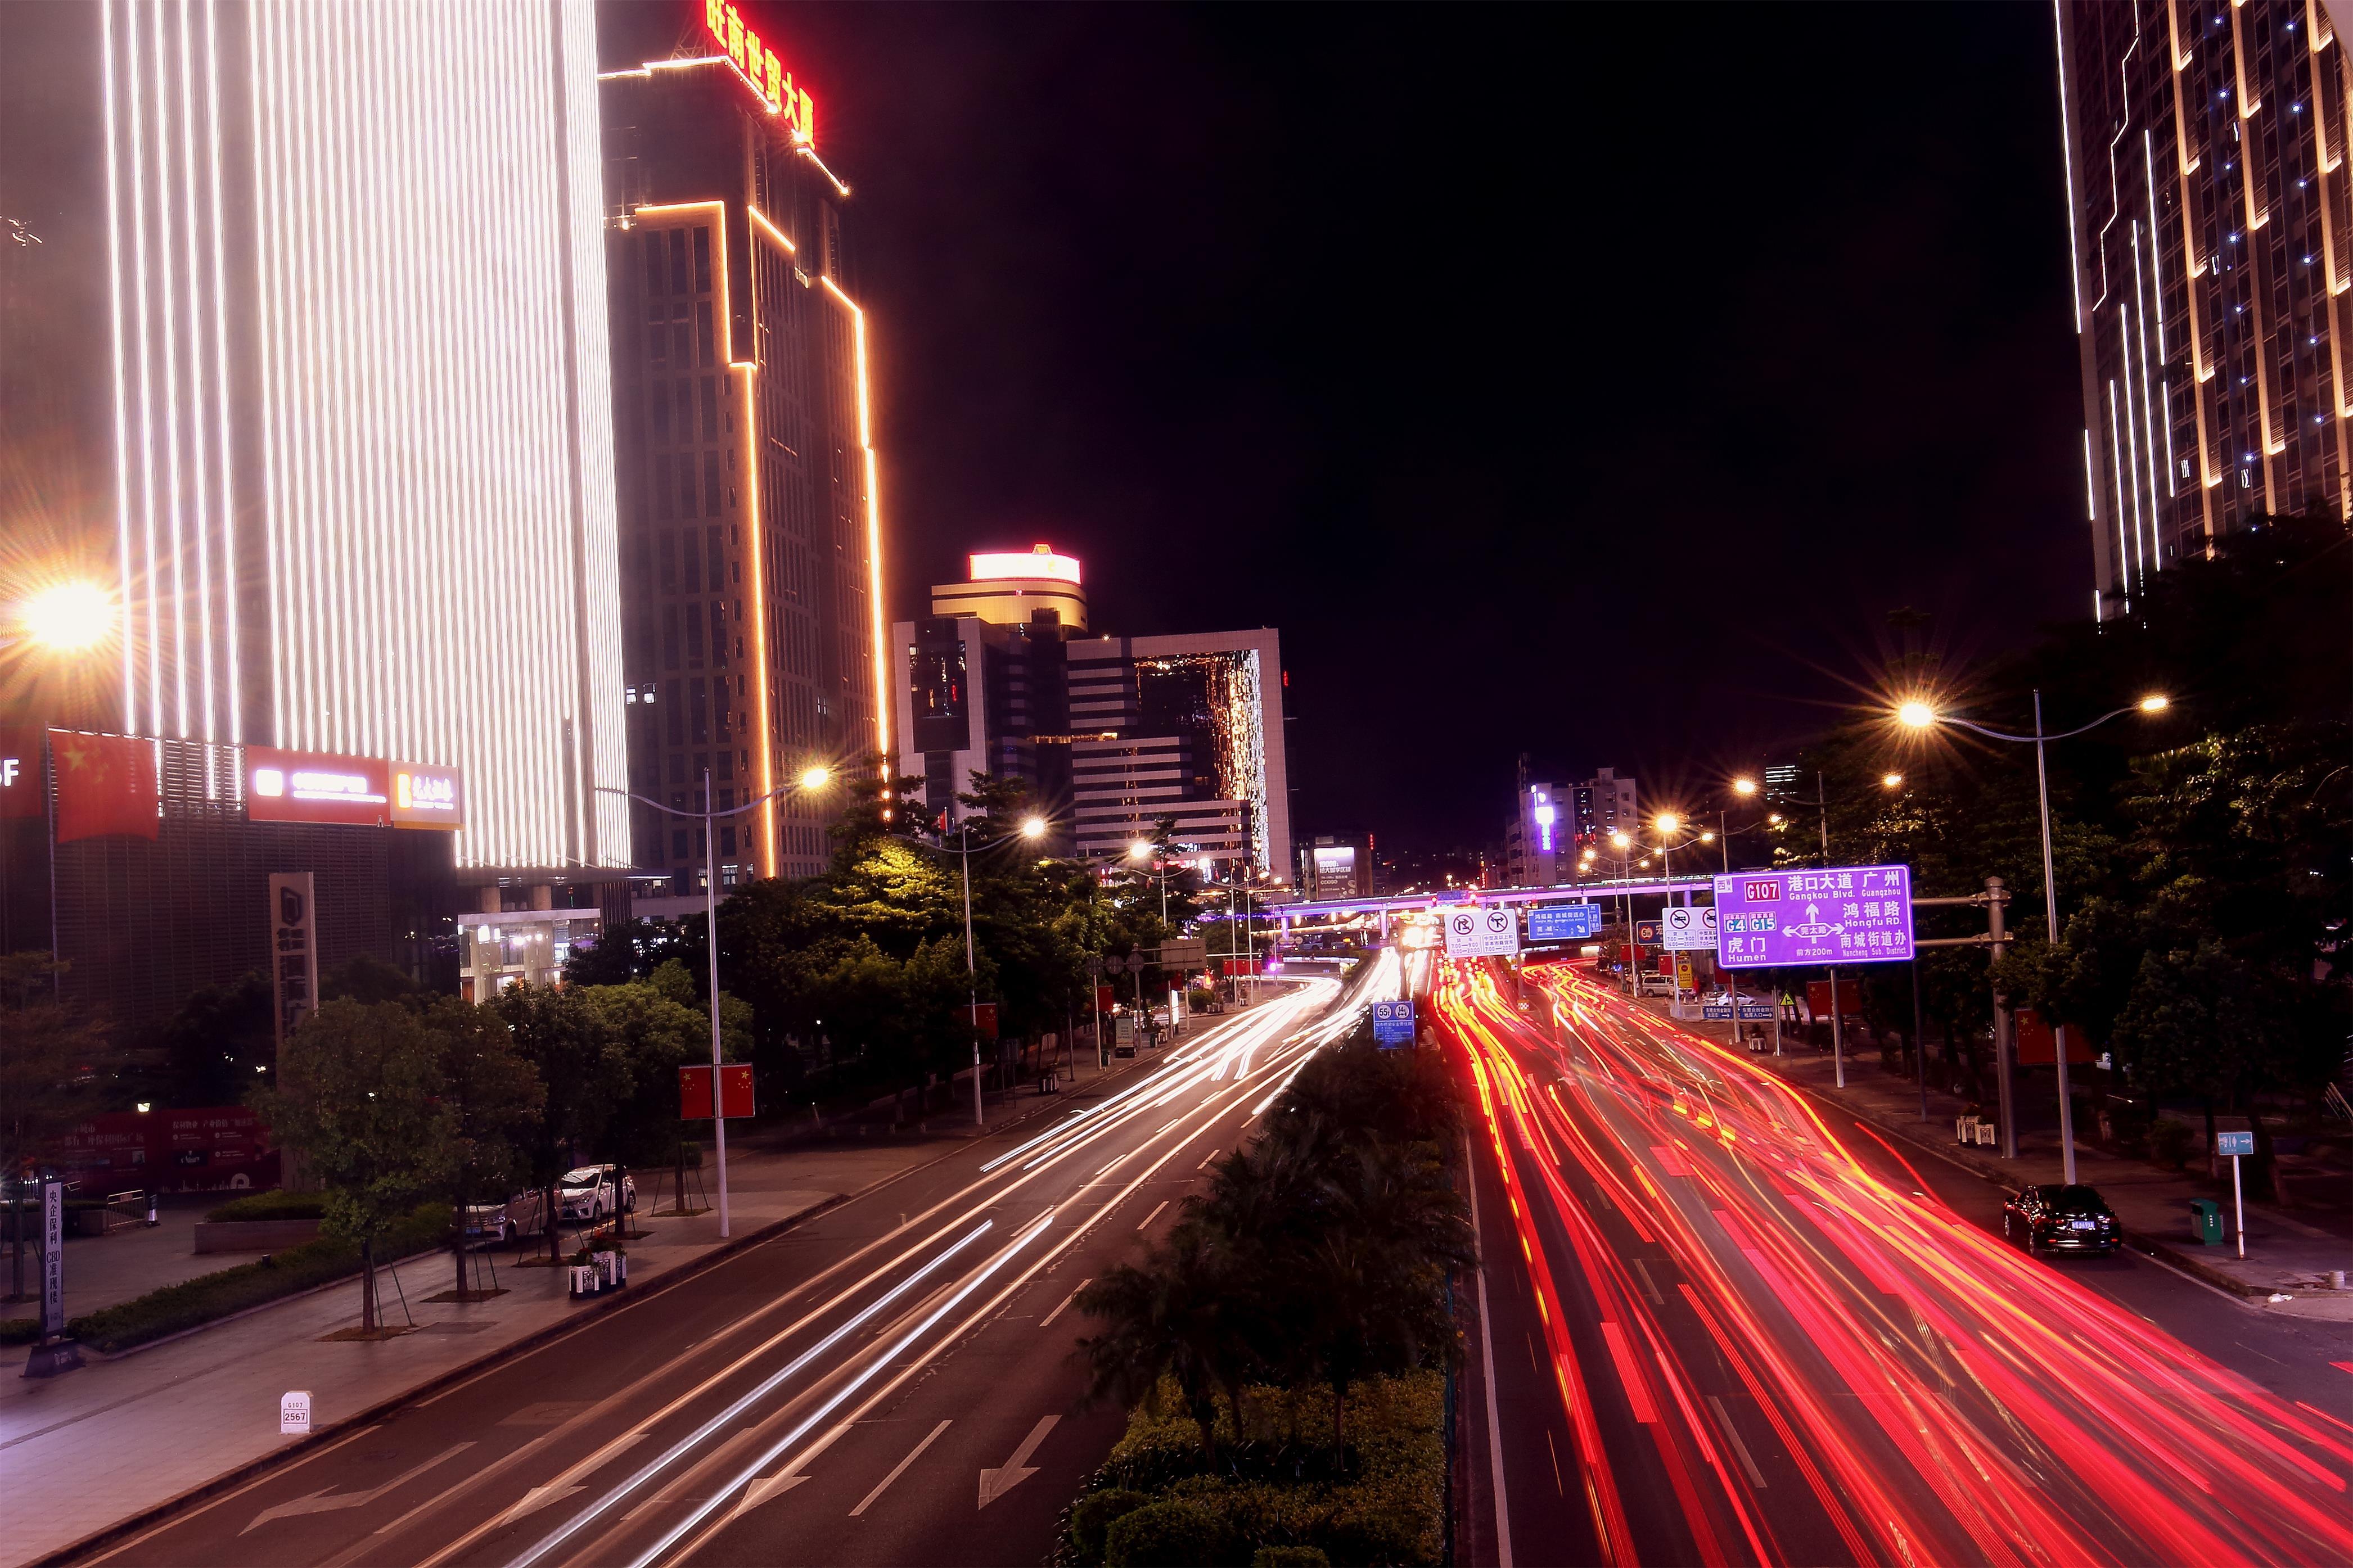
[11,580,114,653]
[1896,690,2172,1182]
[596,764,832,1239]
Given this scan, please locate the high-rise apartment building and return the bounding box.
[97,0,629,876]
[2056,0,2353,617]
[600,10,887,891]
[1503,775,1563,888]
[893,552,1291,882]
[1570,768,1639,848]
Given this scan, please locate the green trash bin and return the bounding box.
[2188,1198,2223,1245]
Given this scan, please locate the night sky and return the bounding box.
[4,3,2090,856]
[603,1,2088,852]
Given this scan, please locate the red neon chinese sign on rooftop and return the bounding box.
[703,0,815,145]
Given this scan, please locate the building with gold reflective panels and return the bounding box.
[2057,0,2353,618]
[599,16,886,894]
[96,0,630,878]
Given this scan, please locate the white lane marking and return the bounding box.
[83,1425,384,1566]
[241,1443,474,1535]
[620,1213,1062,1568]
[1196,1147,1219,1170]
[977,1415,1060,1510]
[849,1420,952,1517]
[507,1221,997,1568]
[731,1420,853,1520]
[1706,1394,1768,1488]
[1038,1281,1089,1330]
[1463,1131,1514,1568]
[1135,1200,1170,1231]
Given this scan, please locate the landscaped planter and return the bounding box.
[192,1218,324,1254]
[569,1264,600,1299]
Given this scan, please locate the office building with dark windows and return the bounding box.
[2056,0,2353,617]
[599,18,888,892]
[892,552,1291,883]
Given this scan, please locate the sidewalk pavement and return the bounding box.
[4,1197,235,1322]
[0,1059,1133,1568]
[1620,995,2353,1322]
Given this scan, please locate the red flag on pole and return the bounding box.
[52,732,159,842]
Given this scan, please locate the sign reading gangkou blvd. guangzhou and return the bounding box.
[1711,864,1914,968]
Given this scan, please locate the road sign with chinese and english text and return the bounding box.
[1712,865,1914,968]
[1371,999,1415,1046]
[1442,905,1521,958]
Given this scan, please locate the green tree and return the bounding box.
[1,954,105,1300]
[580,979,706,1181]
[321,954,422,1006]
[1075,1222,1260,1467]
[561,917,683,988]
[151,969,274,1107]
[425,997,543,1297]
[252,1000,459,1331]
[495,984,623,1260]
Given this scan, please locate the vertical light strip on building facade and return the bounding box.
[102,0,628,870]
[819,274,891,768]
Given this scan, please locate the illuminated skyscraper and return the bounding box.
[2056,0,2353,617]
[98,0,629,874]
[599,8,887,891]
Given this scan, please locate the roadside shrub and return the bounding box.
[1,1317,39,1345]
[66,1200,443,1352]
[1105,1498,1241,1568]
[1252,1550,1329,1568]
[1068,1489,1154,1565]
[204,1190,327,1224]
[2149,1117,2196,1171]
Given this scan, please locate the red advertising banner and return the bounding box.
[49,1106,278,1192]
[2013,1007,2094,1065]
[0,727,42,820]
[1220,958,1261,977]
[52,731,159,842]
[1096,984,1117,1013]
[1806,979,1858,1020]
[245,747,391,826]
[679,1064,756,1120]
[971,1002,999,1041]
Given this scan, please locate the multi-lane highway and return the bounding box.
[1443,957,2353,1568]
[75,976,1362,1568]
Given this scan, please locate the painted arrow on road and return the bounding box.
[490,1432,649,1529]
[242,1444,474,1534]
[732,1421,852,1520]
[977,1415,1060,1510]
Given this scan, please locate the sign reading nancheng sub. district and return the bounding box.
[1711,865,1914,968]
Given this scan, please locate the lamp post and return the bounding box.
[1898,692,2170,1185]
[597,763,833,1239]
[953,815,1048,1127]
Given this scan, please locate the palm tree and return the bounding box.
[1074,1222,1260,1466]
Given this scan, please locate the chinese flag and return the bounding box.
[53,732,159,843]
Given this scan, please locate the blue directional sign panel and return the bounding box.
[1371,999,1416,1047]
[1702,1004,1779,1022]
[1712,865,1914,969]
[2215,1130,2255,1156]
[1527,904,1603,943]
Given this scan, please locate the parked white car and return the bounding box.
[461,1189,546,1246]
[555,1165,636,1222]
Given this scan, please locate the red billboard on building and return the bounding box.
[244,747,391,826]
[50,1106,278,1192]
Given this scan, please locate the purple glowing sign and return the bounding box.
[1711,864,1914,968]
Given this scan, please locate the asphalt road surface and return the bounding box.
[76,976,1355,1568]
[1443,958,2353,1568]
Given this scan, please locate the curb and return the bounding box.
[31,1192,848,1568]
[1749,1062,2287,1300]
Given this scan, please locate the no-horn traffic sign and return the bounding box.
[1441,903,1521,959]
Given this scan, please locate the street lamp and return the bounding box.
[596,763,832,1238]
[1897,690,2171,1182]
[10,580,114,653]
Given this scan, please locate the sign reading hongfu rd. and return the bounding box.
[1712,865,1914,968]
[1441,904,1520,959]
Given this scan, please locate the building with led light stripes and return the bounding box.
[599,41,886,892]
[2056,0,2353,618]
[97,0,630,880]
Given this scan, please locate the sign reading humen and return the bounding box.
[1712,865,1914,969]
[702,0,816,144]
